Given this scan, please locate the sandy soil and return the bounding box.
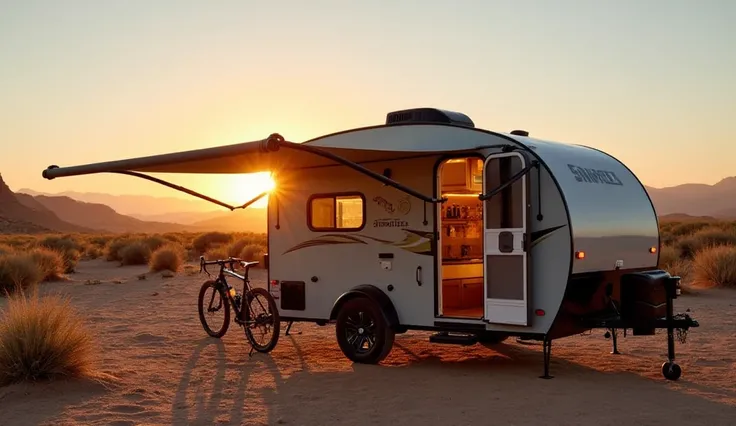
[1,259,734,425]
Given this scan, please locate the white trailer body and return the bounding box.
[41,107,698,380]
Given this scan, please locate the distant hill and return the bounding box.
[18,188,218,216]
[16,194,206,234]
[189,209,267,233]
[0,174,92,234]
[645,176,736,218]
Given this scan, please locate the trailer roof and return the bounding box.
[42,123,509,179]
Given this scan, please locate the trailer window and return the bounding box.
[308,193,365,231]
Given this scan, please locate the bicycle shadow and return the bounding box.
[171,337,229,425]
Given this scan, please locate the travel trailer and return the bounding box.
[42,107,699,380]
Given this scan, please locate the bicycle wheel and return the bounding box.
[243,287,280,352]
[198,280,230,338]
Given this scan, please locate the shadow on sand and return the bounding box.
[173,326,736,426]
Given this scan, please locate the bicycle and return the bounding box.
[197,255,280,355]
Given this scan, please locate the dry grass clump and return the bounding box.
[0,253,42,295]
[28,247,66,282]
[676,226,736,259]
[0,292,95,387]
[0,244,14,256]
[37,236,81,273]
[691,245,736,289]
[656,219,736,291]
[119,241,152,266]
[106,237,136,261]
[149,243,187,273]
[192,231,233,254]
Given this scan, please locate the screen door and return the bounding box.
[483,151,530,326]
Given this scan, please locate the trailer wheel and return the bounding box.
[335,297,395,364]
[661,361,682,381]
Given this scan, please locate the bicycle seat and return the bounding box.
[240,260,259,268]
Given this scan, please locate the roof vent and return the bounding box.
[510,130,529,136]
[385,108,474,128]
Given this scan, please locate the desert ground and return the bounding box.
[1,258,734,426]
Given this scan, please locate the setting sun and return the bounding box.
[223,172,276,208]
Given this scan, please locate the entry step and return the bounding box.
[429,332,478,346]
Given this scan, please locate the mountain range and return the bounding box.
[1,174,734,235]
[1,174,266,235]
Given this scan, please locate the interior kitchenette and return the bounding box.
[438,157,485,318]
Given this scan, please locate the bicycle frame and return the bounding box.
[200,257,265,326]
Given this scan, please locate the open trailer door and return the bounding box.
[482,151,531,326]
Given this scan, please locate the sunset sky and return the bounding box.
[1,0,734,208]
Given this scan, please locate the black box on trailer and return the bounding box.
[619,270,670,335]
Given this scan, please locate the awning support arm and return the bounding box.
[278,138,444,204]
[110,171,266,211]
[478,160,539,201]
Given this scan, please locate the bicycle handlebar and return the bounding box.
[198,255,259,276]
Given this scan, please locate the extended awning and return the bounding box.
[42,133,468,210]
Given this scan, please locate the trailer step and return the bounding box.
[429,332,478,346]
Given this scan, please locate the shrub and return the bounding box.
[28,248,65,282]
[0,244,14,256]
[238,243,265,267]
[142,236,167,252]
[203,247,229,262]
[84,246,103,260]
[0,292,95,387]
[676,227,736,259]
[691,245,736,289]
[0,254,42,295]
[106,237,136,261]
[149,244,186,273]
[192,232,233,254]
[119,242,151,266]
[37,236,81,273]
[658,245,679,269]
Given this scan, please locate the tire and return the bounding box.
[243,287,281,353]
[662,361,682,381]
[335,297,395,364]
[198,280,230,338]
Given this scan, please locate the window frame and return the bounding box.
[306,191,367,232]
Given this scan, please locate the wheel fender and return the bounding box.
[330,284,400,329]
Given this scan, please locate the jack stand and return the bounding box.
[605,328,620,354]
[540,337,554,379]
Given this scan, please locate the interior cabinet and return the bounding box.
[441,159,469,191]
[442,277,484,310]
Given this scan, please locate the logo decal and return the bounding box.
[373,195,411,215]
[567,164,623,186]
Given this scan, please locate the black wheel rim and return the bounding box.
[202,286,225,333]
[344,310,377,354]
[245,293,275,348]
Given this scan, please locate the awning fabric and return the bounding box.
[42,134,462,179]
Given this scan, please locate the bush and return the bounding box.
[0,293,95,387]
[691,245,736,289]
[119,241,151,266]
[658,245,679,269]
[676,227,736,259]
[106,238,135,261]
[149,244,186,273]
[192,232,233,254]
[28,248,65,282]
[238,243,265,267]
[203,247,229,262]
[0,244,14,256]
[37,236,80,273]
[0,254,42,295]
[142,236,167,252]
